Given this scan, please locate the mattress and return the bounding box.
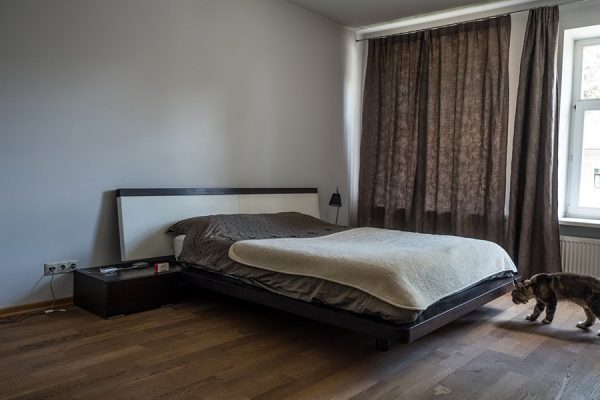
[229,227,517,311]
[170,213,514,323]
[173,234,418,322]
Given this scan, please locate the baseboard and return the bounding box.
[0,297,73,317]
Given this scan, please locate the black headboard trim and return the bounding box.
[116,188,318,197]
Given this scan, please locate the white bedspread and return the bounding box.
[229,227,516,311]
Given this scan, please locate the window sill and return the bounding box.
[559,217,600,228]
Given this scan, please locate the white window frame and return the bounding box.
[566,36,600,219]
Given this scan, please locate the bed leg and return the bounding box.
[375,337,391,351]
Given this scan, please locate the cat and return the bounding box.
[511,272,600,335]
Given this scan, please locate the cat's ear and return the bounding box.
[523,279,532,287]
[513,279,525,288]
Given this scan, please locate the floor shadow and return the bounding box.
[432,306,507,334]
[494,319,599,344]
[179,290,399,358]
[89,190,121,266]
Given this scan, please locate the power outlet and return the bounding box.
[44,260,79,276]
[44,262,59,275]
[66,261,78,272]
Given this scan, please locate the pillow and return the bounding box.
[167,216,212,235]
[167,212,339,239]
[170,212,346,267]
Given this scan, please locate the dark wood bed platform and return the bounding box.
[181,267,515,351]
[115,187,517,351]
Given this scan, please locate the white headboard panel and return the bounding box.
[116,188,320,261]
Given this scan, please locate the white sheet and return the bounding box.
[173,235,185,260]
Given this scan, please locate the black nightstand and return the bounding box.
[74,264,182,318]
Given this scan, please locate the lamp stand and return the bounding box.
[335,207,339,225]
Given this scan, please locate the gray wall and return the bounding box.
[0,0,347,308]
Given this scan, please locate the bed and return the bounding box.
[117,187,517,350]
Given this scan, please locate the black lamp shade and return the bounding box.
[328,192,342,207]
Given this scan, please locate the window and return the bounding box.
[567,37,600,219]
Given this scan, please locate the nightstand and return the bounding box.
[74,264,181,318]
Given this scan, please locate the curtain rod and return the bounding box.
[355,0,587,42]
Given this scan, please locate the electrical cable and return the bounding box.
[0,272,66,324]
[44,272,66,314]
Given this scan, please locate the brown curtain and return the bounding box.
[359,16,511,244]
[507,6,562,278]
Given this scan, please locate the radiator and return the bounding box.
[560,236,600,278]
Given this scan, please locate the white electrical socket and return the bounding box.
[44,263,59,275]
[44,260,78,276]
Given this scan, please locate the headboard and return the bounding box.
[116,188,320,261]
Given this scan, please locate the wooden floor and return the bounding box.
[1,292,599,400]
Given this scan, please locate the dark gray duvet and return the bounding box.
[170,212,422,323]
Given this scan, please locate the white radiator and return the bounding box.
[560,236,600,278]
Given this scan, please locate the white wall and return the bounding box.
[343,30,366,226]
[0,0,347,308]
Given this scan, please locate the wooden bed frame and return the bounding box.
[181,267,514,350]
[116,187,516,351]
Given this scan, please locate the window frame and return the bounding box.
[566,36,600,219]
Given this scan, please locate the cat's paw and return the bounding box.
[525,314,538,321]
[542,318,552,324]
[576,321,591,330]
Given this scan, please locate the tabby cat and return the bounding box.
[511,272,600,335]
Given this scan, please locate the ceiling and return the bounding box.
[286,0,518,28]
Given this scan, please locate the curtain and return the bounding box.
[507,6,562,277]
[358,16,511,244]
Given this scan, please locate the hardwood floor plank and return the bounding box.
[1,292,599,399]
